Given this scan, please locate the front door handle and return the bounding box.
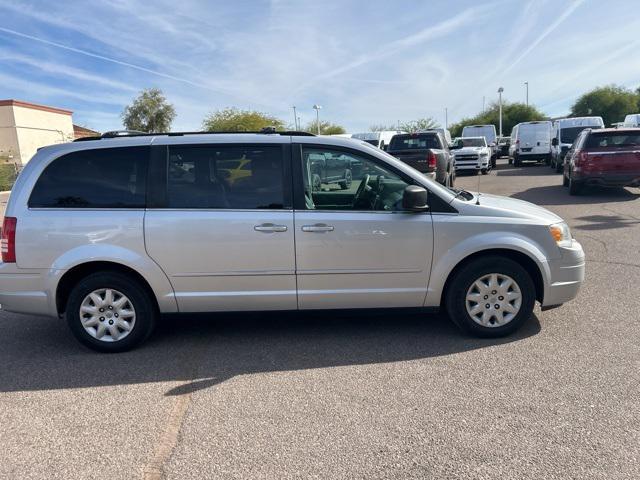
[301,224,334,233]
[254,223,288,233]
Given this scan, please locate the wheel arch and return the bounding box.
[439,248,545,307]
[56,261,160,316]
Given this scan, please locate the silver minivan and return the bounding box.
[0,131,585,352]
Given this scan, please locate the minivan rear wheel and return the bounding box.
[445,256,535,337]
[66,272,157,352]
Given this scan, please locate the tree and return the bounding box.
[571,85,639,126]
[399,117,440,133]
[305,120,346,135]
[202,107,285,132]
[449,102,546,138]
[121,88,176,133]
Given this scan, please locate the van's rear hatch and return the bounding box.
[582,131,640,177]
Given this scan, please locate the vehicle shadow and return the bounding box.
[573,214,640,231]
[496,164,558,177]
[0,310,541,395]
[511,184,640,206]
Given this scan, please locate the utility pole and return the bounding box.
[292,106,298,130]
[445,107,448,129]
[524,82,529,107]
[497,87,504,137]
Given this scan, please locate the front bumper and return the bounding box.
[0,263,54,317]
[541,240,585,307]
[456,159,489,171]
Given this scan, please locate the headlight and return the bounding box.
[549,222,572,247]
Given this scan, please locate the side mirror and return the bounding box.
[402,185,429,212]
[551,138,558,146]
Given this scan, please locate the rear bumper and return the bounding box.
[541,240,585,307]
[574,172,640,187]
[0,263,54,317]
[517,152,551,162]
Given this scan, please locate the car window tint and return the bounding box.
[29,147,148,208]
[301,147,410,212]
[585,133,640,148]
[389,135,440,150]
[167,145,284,209]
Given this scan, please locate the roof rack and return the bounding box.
[73,127,315,142]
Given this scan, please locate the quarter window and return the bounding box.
[167,145,285,209]
[29,147,148,208]
[301,147,410,211]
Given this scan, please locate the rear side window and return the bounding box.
[29,147,148,208]
[585,132,640,148]
[389,134,440,150]
[167,145,285,209]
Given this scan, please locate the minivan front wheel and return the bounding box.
[445,256,535,337]
[66,272,157,352]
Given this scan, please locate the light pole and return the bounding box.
[445,107,448,129]
[482,96,485,113]
[312,104,322,134]
[292,106,298,130]
[497,87,504,137]
[524,82,529,107]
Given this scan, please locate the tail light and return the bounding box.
[428,151,437,169]
[574,150,588,166]
[1,216,17,263]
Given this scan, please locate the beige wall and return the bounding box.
[0,106,19,161]
[0,103,74,164]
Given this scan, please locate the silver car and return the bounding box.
[0,131,585,352]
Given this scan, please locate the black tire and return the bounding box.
[66,271,157,352]
[568,176,583,195]
[481,168,488,175]
[514,157,522,167]
[339,169,352,190]
[508,158,513,165]
[445,256,536,338]
[562,173,569,187]
[449,170,456,187]
[544,155,551,166]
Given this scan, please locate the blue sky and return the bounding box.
[0,0,638,132]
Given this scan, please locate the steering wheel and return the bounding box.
[352,174,370,208]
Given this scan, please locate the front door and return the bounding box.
[145,143,296,312]
[293,144,434,309]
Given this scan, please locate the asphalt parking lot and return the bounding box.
[1,159,639,480]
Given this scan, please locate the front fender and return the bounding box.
[46,244,178,314]
[424,227,551,307]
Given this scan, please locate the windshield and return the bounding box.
[389,134,440,150]
[585,132,640,148]
[457,138,486,147]
[559,126,592,144]
[363,139,379,146]
[462,126,496,142]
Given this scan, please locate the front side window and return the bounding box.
[167,145,285,209]
[29,147,148,208]
[301,147,410,212]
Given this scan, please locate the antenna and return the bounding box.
[475,165,482,205]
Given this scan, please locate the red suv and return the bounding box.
[563,128,640,195]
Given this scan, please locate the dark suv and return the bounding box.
[387,132,454,187]
[563,128,640,195]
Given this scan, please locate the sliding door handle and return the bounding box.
[301,224,334,232]
[254,223,288,233]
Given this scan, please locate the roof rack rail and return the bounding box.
[73,128,315,142]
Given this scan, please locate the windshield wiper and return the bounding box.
[450,187,474,201]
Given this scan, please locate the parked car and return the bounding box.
[508,125,519,164]
[498,136,510,157]
[551,117,604,173]
[387,131,455,186]
[512,121,552,166]
[450,137,492,174]
[351,131,403,151]
[562,128,640,195]
[623,114,640,127]
[308,152,358,191]
[0,130,584,352]
[462,125,498,166]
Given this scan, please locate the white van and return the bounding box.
[462,125,498,166]
[551,117,604,172]
[623,114,640,127]
[424,128,452,146]
[351,131,403,151]
[512,121,552,166]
